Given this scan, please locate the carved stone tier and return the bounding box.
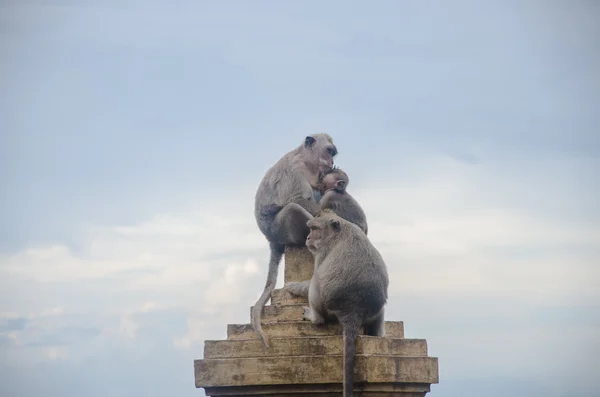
[194,246,439,396]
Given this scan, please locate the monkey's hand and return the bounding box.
[303,306,325,325]
[302,306,312,321]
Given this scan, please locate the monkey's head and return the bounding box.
[305,209,344,254]
[318,167,349,194]
[302,133,338,174]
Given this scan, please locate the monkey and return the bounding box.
[316,167,368,235]
[283,209,389,397]
[260,167,367,233]
[252,134,338,349]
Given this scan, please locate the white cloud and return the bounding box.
[43,346,68,361]
[38,307,64,317]
[0,154,597,397]
[0,208,265,286]
[366,207,599,303]
[172,314,211,350]
[0,197,272,368]
[2,155,597,319]
[118,315,138,339]
[243,259,260,274]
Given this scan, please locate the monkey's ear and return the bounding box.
[330,219,341,232]
[335,180,346,189]
[304,136,316,148]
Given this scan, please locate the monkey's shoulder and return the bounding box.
[339,192,363,208]
[317,251,386,291]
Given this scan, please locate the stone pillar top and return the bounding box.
[193,244,439,396]
[284,245,314,283]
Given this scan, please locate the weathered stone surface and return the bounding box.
[203,383,431,397]
[195,237,439,396]
[227,321,404,340]
[195,355,439,387]
[271,288,308,306]
[204,336,427,359]
[284,245,314,283]
[250,304,305,322]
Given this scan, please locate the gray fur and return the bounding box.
[292,209,389,397]
[284,279,310,297]
[318,168,368,235]
[252,134,338,348]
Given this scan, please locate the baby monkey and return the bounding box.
[317,167,368,235]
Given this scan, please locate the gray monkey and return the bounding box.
[284,209,388,397]
[317,167,368,235]
[253,134,338,348]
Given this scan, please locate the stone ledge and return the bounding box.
[271,288,308,306]
[227,321,404,340]
[195,355,439,387]
[196,235,439,396]
[250,304,305,322]
[203,382,432,396]
[204,336,428,359]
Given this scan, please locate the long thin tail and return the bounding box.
[252,242,284,349]
[342,315,361,397]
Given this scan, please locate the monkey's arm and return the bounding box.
[260,203,283,217]
[292,181,322,216]
[296,197,320,216]
[320,190,347,215]
[319,190,335,210]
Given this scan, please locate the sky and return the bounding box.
[1,1,599,396]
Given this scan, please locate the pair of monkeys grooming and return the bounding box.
[262,166,368,236]
[252,134,389,397]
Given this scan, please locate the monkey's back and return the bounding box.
[317,228,388,316]
[254,147,318,237]
[255,149,294,200]
[322,192,368,235]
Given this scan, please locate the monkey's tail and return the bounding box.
[252,242,285,349]
[341,314,362,397]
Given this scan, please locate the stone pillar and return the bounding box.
[194,246,439,396]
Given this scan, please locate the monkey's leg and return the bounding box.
[271,203,314,244]
[283,280,310,297]
[364,307,385,337]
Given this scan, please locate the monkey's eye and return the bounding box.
[327,148,336,156]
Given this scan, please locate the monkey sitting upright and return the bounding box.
[284,209,389,397]
[252,134,338,349]
[317,167,368,235]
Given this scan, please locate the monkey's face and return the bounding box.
[304,135,338,173]
[324,172,348,193]
[306,215,342,253]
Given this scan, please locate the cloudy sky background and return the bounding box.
[1,1,599,396]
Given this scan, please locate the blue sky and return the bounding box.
[1,1,599,396]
